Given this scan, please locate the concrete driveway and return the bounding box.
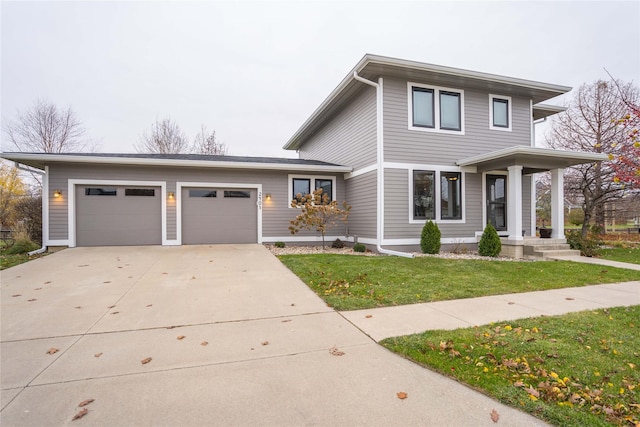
[1,245,545,426]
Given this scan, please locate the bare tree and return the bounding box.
[4,99,92,153]
[546,79,640,236]
[192,125,227,155]
[135,118,189,154]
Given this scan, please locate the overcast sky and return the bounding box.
[1,1,638,158]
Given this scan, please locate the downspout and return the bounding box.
[14,162,48,256]
[353,71,414,258]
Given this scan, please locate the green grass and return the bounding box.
[0,252,31,270]
[598,248,640,265]
[381,306,640,426]
[278,255,640,310]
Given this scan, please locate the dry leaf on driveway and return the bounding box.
[365,315,373,318]
[72,408,88,421]
[201,341,209,346]
[396,392,408,400]
[177,336,185,340]
[78,399,94,407]
[261,341,270,346]
[141,357,152,365]
[94,353,103,358]
[329,346,345,356]
[490,408,499,422]
[46,348,59,355]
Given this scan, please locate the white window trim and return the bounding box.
[407,82,465,135]
[287,174,336,208]
[489,94,512,131]
[407,166,465,224]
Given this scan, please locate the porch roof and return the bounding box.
[456,146,608,173]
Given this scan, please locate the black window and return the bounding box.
[492,98,509,128]
[224,190,251,198]
[440,172,462,220]
[85,188,116,196]
[412,87,434,128]
[292,178,311,201]
[125,188,155,197]
[440,91,461,131]
[189,189,217,197]
[413,171,435,220]
[315,179,333,201]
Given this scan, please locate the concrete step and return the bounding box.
[523,244,572,255]
[522,238,567,246]
[533,249,581,259]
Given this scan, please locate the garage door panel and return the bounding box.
[182,187,257,244]
[76,186,161,246]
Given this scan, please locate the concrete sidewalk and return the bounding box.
[547,254,640,270]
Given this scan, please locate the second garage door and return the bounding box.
[182,187,258,244]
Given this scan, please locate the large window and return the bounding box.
[289,175,335,205]
[412,170,463,222]
[440,172,461,220]
[489,94,512,131]
[413,171,435,220]
[409,83,464,133]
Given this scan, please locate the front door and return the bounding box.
[486,175,507,231]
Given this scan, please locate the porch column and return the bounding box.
[507,165,523,240]
[550,168,565,239]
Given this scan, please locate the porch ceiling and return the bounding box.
[456,146,608,173]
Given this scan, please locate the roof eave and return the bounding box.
[0,153,352,173]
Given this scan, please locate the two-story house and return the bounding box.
[1,54,606,255]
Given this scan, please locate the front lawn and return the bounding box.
[0,252,31,270]
[381,306,640,426]
[598,248,640,265]
[278,255,640,310]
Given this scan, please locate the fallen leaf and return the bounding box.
[34,287,42,290]
[46,348,59,355]
[166,326,176,329]
[141,357,152,364]
[44,281,52,284]
[110,311,119,315]
[397,392,408,400]
[507,301,515,305]
[75,306,82,309]
[490,408,499,423]
[78,264,89,267]
[290,303,295,306]
[565,297,575,300]
[177,335,185,340]
[28,298,37,302]
[201,342,208,346]
[94,352,103,358]
[107,305,116,309]
[329,346,345,356]
[162,272,168,275]
[365,315,373,318]
[513,381,525,387]
[281,319,291,323]
[103,281,111,284]
[11,294,21,297]
[78,399,94,407]
[72,408,88,421]
[191,276,196,279]
[146,304,153,307]
[525,386,540,398]
[261,341,269,346]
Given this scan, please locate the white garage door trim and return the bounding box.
[68,179,168,247]
[176,182,263,245]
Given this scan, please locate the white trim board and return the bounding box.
[67,179,167,247]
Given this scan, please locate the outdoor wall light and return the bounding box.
[265,194,271,200]
[54,190,62,198]
[168,192,175,199]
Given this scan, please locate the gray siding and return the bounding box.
[384,168,483,239]
[382,77,532,165]
[344,171,377,240]
[298,87,377,171]
[47,164,346,242]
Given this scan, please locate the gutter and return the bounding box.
[14,162,49,256]
[352,71,414,258]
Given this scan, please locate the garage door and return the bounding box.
[182,187,257,244]
[76,185,162,246]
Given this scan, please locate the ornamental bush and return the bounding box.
[420,220,441,254]
[353,243,366,253]
[478,224,502,257]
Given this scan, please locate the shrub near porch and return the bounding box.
[278,255,640,311]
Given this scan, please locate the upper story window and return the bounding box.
[409,82,464,134]
[489,94,512,131]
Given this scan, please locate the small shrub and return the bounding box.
[420,220,441,254]
[566,230,601,257]
[331,238,345,249]
[274,241,285,248]
[451,240,468,254]
[353,243,366,253]
[478,224,502,257]
[4,238,39,255]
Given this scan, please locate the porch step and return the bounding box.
[523,243,572,256]
[521,238,579,260]
[531,249,581,259]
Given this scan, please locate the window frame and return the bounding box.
[408,167,465,224]
[85,187,117,196]
[489,94,512,131]
[408,82,465,135]
[288,174,336,208]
